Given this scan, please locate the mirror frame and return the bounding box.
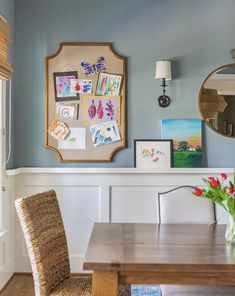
[199,63,235,138]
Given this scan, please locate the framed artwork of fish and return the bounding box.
[96,72,123,96]
[134,139,173,168]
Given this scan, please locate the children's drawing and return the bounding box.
[83,96,120,124]
[105,100,115,120]
[70,79,92,94]
[134,140,172,168]
[53,71,79,101]
[96,73,122,96]
[58,128,86,149]
[97,100,104,119]
[90,120,121,147]
[55,103,78,120]
[161,119,202,168]
[88,100,97,120]
[80,56,106,77]
[48,121,70,140]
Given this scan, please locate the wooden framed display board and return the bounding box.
[45,43,127,162]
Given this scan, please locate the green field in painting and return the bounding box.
[173,151,202,167]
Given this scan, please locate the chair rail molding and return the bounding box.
[6,167,234,273]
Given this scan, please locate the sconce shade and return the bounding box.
[155,60,172,80]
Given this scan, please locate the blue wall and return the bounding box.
[0,0,14,24]
[13,0,235,168]
[0,0,15,169]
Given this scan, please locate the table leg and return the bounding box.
[92,271,118,296]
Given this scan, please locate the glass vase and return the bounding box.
[225,215,235,244]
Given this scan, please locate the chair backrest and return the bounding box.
[157,186,215,224]
[15,190,70,296]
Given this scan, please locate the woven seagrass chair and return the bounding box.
[15,190,131,296]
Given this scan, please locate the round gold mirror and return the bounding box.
[199,63,235,138]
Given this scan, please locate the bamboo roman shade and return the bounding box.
[0,15,13,80]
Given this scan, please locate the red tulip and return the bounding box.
[194,187,203,196]
[210,178,220,187]
[208,177,215,182]
[227,186,235,195]
[220,173,228,180]
[208,177,220,187]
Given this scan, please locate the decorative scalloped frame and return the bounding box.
[45,43,127,162]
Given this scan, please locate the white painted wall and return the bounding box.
[6,167,232,274]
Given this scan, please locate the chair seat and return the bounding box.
[50,274,131,296]
[50,276,92,296]
[160,284,235,296]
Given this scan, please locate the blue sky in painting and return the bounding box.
[161,119,202,147]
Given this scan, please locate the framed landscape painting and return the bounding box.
[161,119,202,168]
[134,139,173,168]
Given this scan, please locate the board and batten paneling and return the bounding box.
[7,167,234,273]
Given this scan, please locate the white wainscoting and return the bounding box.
[0,175,15,289]
[6,167,234,273]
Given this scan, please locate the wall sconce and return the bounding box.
[155,60,172,107]
[230,48,235,62]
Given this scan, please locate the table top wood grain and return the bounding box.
[83,223,235,272]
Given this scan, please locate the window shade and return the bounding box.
[0,15,13,80]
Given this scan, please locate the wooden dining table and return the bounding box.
[83,223,235,296]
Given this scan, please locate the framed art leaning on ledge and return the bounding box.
[134,139,173,168]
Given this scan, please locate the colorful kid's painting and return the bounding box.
[53,71,79,101]
[58,128,86,150]
[161,119,202,168]
[48,121,70,141]
[80,56,106,77]
[90,120,121,147]
[55,102,78,120]
[96,73,122,96]
[83,96,120,125]
[134,140,172,168]
[70,79,92,94]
